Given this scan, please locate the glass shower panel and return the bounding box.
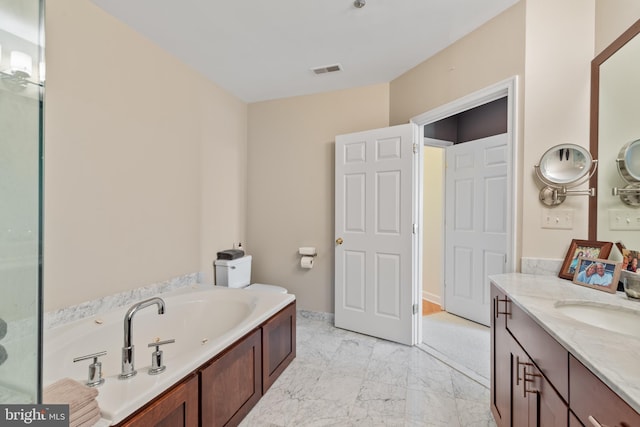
[0,0,44,404]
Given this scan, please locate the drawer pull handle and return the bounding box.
[516,356,534,385]
[523,369,541,396]
[588,415,609,427]
[516,356,541,397]
[496,297,511,318]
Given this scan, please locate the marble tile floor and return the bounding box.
[240,311,497,427]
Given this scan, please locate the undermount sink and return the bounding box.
[554,301,640,339]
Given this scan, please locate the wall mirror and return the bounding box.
[589,18,640,249]
[534,143,597,206]
[612,138,640,206]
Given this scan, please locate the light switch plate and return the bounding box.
[608,209,640,230]
[541,208,574,230]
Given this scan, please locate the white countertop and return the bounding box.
[489,273,640,413]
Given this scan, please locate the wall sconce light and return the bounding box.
[1,50,37,90]
[612,139,640,206]
[10,51,32,78]
[38,62,45,83]
[533,143,598,206]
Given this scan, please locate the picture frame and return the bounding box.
[559,239,613,280]
[572,257,621,293]
[620,247,640,273]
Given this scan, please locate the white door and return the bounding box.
[335,123,417,345]
[444,134,508,326]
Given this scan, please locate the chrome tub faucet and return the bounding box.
[119,297,166,379]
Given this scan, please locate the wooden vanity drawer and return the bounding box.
[569,354,640,427]
[507,300,569,402]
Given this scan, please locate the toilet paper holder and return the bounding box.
[298,247,317,257]
[299,247,316,270]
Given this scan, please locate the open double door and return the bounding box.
[334,119,511,345]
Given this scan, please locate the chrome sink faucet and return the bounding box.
[119,297,166,379]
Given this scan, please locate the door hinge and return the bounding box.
[413,143,418,154]
[412,223,418,234]
[412,304,418,315]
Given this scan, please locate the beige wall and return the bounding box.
[246,85,389,313]
[595,0,640,54]
[389,2,526,126]
[246,2,525,313]
[41,0,640,314]
[521,0,595,260]
[390,0,600,263]
[422,146,444,304]
[390,1,526,268]
[521,1,640,260]
[43,0,247,311]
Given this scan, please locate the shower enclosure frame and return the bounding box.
[0,0,45,404]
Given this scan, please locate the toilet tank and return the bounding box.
[215,255,252,288]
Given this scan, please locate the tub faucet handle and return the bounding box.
[73,351,107,387]
[147,339,175,375]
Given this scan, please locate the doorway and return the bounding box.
[333,78,517,349]
[412,77,517,383]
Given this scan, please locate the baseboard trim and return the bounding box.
[422,291,441,305]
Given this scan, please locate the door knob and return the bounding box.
[336,237,344,245]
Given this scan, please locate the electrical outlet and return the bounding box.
[541,209,574,230]
[608,210,640,230]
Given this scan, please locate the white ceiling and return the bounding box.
[90,0,519,103]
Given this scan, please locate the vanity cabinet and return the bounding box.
[569,354,640,427]
[507,294,568,403]
[491,282,640,427]
[491,285,567,427]
[491,285,511,425]
[118,374,199,427]
[568,411,581,427]
[115,300,296,427]
[509,338,567,427]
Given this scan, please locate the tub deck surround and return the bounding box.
[44,272,200,329]
[489,273,640,413]
[43,284,295,425]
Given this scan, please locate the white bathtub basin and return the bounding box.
[43,285,295,424]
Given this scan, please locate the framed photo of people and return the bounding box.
[559,239,613,280]
[572,257,621,293]
[620,248,640,273]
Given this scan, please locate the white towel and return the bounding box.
[43,378,99,413]
[70,403,101,427]
[70,399,98,423]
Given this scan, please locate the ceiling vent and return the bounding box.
[312,64,342,75]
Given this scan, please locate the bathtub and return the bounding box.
[43,284,295,425]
